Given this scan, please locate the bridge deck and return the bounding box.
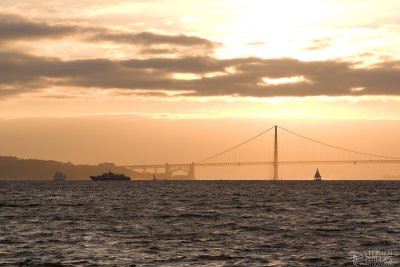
[124,160,400,169]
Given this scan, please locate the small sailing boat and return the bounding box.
[314,168,322,181]
[152,174,158,181]
[54,171,66,182]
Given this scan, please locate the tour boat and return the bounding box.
[90,171,131,181]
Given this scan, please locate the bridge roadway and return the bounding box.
[123,159,400,169]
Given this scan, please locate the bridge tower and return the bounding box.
[274,125,279,180]
[188,162,195,180]
[165,163,171,179]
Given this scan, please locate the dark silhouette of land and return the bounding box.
[0,156,182,180]
[382,174,400,180]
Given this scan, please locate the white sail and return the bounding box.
[54,171,66,181]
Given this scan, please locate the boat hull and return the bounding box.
[90,176,131,181]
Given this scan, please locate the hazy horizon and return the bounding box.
[1,118,399,180]
[1,1,400,180]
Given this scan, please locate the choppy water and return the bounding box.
[0,180,399,266]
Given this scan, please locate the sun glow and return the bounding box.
[262,76,307,85]
[172,73,201,80]
[216,0,335,59]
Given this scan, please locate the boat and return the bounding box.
[152,174,158,181]
[314,168,322,181]
[90,170,131,181]
[54,171,66,181]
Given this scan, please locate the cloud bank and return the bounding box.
[1,51,400,98]
[1,13,400,99]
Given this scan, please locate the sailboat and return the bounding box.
[314,168,322,181]
[54,171,66,181]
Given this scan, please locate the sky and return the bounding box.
[1,0,400,179]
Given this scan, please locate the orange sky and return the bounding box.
[1,0,400,179]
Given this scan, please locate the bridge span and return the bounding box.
[124,126,400,180]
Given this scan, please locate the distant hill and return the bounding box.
[0,156,153,180]
[381,174,400,180]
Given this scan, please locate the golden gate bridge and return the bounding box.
[123,126,400,180]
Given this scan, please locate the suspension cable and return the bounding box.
[196,126,275,163]
[278,126,400,160]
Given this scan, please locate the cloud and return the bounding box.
[246,41,267,46]
[1,51,400,98]
[0,14,219,49]
[304,38,333,51]
[122,57,228,73]
[0,14,79,40]
[139,47,178,55]
[89,31,219,48]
